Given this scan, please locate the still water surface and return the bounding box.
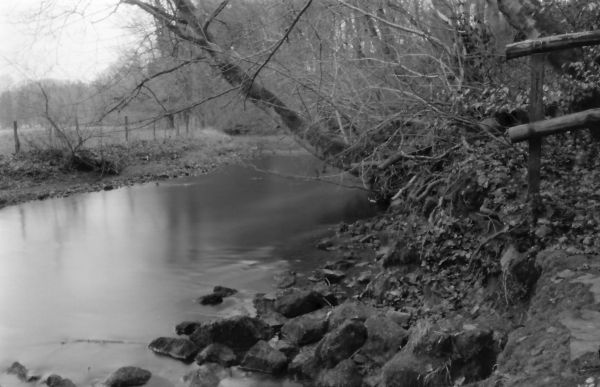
[0,156,374,386]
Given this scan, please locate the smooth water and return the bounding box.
[0,156,374,386]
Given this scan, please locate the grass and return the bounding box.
[0,123,242,156]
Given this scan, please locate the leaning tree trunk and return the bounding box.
[497,0,582,71]
[123,0,350,169]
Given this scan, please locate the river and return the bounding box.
[0,156,375,386]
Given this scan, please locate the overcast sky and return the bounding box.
[0,0,142,88]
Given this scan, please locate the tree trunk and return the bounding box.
[123,0,349,168]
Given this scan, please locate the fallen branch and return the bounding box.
[379,144,459,170]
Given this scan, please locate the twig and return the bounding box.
[391,174,418,200]
[470,226,510,261]
[203,0,230,37]
[245,0,313,95]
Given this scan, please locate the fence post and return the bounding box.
[13,120,20,154]
[125,116,129,142]
[528,54,545,212]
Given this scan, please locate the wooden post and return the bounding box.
[13,120,20,154]
[125,116,129,142]
[528,54,545,211]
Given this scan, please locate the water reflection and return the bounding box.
[0,156,375,386]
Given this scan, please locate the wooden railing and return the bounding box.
[505,30,600,205]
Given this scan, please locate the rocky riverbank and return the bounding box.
[3,135,600,386]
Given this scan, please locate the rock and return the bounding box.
[6,362,28,381]
[189,315,272,352]
[104,366,152,387]
[213,286,237,297]
[386,310,412,327]
[328,301,376,329]
[184,363,230,387]
[6,362,39,382]
[413,329,453,358]
[197,286,237,306]
[198,293,224,305]
[318,269,346,283]
[381,351,445,387]
[316,359,362,387]
[312,283,338,306]
[317,238,334,250]
[176,321,202,335]
[452,326,498,381]
[148,337,199,362]
[241,340,288,375]
[362,315,409,364]
[272,339,299,358]
[274,289,324,318]
[260,313,287,333]
[365,270,402,302]
[274,270,296,289]
[46,374,76,387]
[289,344,320,380]
[195,343,237,367]
[281,310,329,345]
[317,319,368,369]
[253,293,277,317]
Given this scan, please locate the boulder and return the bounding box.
[198,293,223,305]
[288,344,320,380]
[380,352,433,387]
[45,375,76,387]
[241,340,288,375]
[195,343,237,367]
[316,319,368,369]
[253,293,277,317]
[381,351,446,387]
[328,301,376,329]
[6,362,30,382]
[362,315,409,364]
[281,310,329,345]
[176,321,202,336]
[198,286,238,305]
[104,367,151,387]
[316,359,362,387]
[451,326,498,381]
[184,363,230,387]
[213,286,237,297]
[189,315,272,352]
[148,337,199,362]
[271,339,299,358]
[274,289,324,318]
[274,270,296,289]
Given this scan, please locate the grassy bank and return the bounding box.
[0,129,302,209]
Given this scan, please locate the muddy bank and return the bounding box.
[0,134,300,210]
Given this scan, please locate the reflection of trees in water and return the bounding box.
[156,156,373,266]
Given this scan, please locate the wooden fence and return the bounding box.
[505,30,600,209]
